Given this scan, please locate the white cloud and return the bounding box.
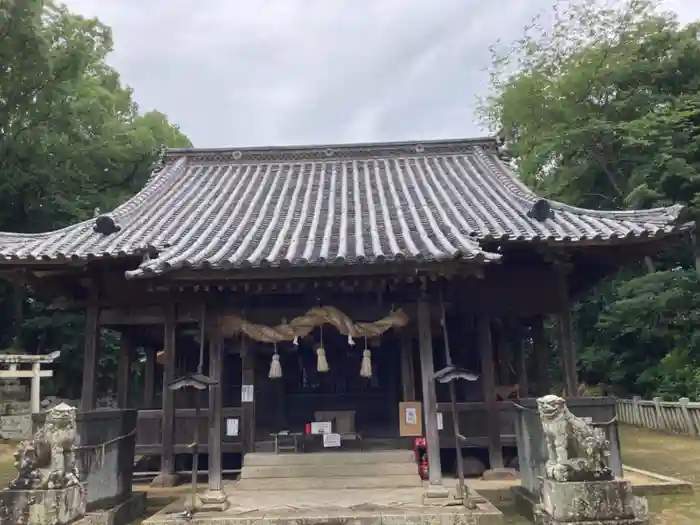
[60,0,700,147]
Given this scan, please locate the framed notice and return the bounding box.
[437,412,443,430]
[311,421,332,435]
[226,418,239,437]
[399,401,422,436]
[241,385,254,403]
[323,433,341,448]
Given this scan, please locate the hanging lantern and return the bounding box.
[269,342,282,379]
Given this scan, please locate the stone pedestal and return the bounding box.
[0,483,87,525]
[199,489,230,511]
[535,477,649,525]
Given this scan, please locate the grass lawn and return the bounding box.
[619,424,700,525]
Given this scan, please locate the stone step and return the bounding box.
[244,450,414,467]
[235,474,421,491]
[241,461,418,479]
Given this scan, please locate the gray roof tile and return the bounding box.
[0,138,689,277]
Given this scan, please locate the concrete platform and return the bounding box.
[143,485,504,525]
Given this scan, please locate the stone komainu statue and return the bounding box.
[8,403,80,490]
[537,394,612,482]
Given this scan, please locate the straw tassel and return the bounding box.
[268,343,282,379]
[360,349,372,378]
[316,347,329,373]
[316,325,329,372]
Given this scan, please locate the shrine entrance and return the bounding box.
[255,330,403,452]
[217,306,410,455]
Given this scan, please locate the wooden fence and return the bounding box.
[617,397,700,436]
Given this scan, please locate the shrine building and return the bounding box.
[0,137,690,496]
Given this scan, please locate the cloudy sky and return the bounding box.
[61,0,700,148]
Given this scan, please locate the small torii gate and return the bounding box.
[0,351,61,413]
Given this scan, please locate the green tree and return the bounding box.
[480,0,700,398]
[0,0,191,398]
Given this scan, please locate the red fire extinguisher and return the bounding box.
[413,437,428,480]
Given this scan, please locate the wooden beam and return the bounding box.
[116,332,133,409]
[151,302,179,488]
[164,260,484,281]
[99,306,199,325]
[477,315,504,469]
[80,283,100,411]
[400,330,416,402]
[417,296,444,490]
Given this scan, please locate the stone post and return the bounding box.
[30,363,41,415]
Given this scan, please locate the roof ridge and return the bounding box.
[164,136,498,163]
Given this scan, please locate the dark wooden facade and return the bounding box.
[0,137,690,496]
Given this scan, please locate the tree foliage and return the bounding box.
[481,0,700,398]
[0,0,191,398]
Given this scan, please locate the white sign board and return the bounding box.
[580,416,593,424]
[311,421,332,435]
[241,385,254,403]
[405,407,417,425]
[437,412,443,430]
[323,433,342,448]
[226,418,239,437]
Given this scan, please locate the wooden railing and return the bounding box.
[436,401,516,447]
[136,407,243,455]
[617,397,700,437]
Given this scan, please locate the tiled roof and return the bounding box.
[0,138,689,278]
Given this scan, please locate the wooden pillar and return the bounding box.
[556,268,578,396]
[400,331,416,402]
[201,312,228,510]
[80,283,100,412]
[477,316,504,470]
[116,332,133,409]
[241,342,256,454]
[557,309,578,397]
[417,296,446,495]
[151,303,179,487]
[496,321,511,386]
[531,316,550,396]
[143,347,156,409]
[514,325,529,398]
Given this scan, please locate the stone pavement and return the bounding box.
[143,484,504,525]
[137,464,691,525]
